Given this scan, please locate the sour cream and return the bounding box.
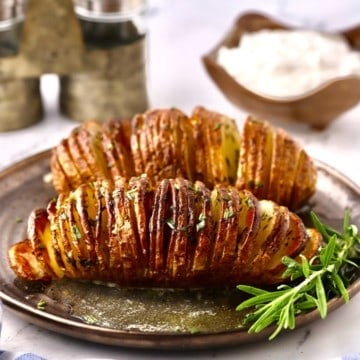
[217,29,360,98]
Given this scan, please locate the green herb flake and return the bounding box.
[37,299,47,310]
[126,188,137,201]
[190,327,201,334]
[248,180,264,189]
[15,217,23,224]
[196,213,206,232]
[82,315,98,325]
[224,208,235,220]
[165,218,175,230]
[214,123,222,131]
[72,225,82,241]
[244,197,254,208]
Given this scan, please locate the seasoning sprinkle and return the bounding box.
[196,213,206,232]
[224,208,235,220]
[82,314,98,325]
[72,225,82,240]
[37,299,47,310]
[165,218,175,230]
[126,188,137,201]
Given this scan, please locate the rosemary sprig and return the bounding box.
[236,210,360,340]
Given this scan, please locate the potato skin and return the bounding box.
[8,176,320,288]
[235,117,317,210]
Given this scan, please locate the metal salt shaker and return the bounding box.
[0,0,42,131]
[60,0,149,123]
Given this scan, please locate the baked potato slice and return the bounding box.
[47,196,77,277]
[56,194,81,277]
[236,117,273,199]
[67,191,92,277]
[30,208,64,279]
[165,179,196,280]
[25,208,59,279]
[290,150,318,210]
[209,185,241,282]
[190,181,213,274]
[52,139,83,192]
[298,228,322,262]
[246,200,283,276]
[93,180,111,274]
[100,178,120,277]
[148,179,172,275]
[267,212,308,277]
[236,116,316,210]
[233,191,261,273]
[210,185,239,273]
[271,129,301,205]
[127,175,153,262]
[251,205,290,280]
[131,108,194,185]
[8,239,49,281]
[114,177,147,283]
[191,106,241,186]
[76,122,110,181]
[101,119,135,181]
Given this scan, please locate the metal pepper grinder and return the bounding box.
[60,0,149,123]
[0,0,42,131]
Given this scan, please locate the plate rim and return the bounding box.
[1,149,360,349]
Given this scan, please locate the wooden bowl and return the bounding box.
[202,12,360,129]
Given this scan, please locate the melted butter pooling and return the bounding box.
[25,279,248,333]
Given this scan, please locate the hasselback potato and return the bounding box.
[51,106,316,210]
[8,176,321,287]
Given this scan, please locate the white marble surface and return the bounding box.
[1,0,360,359]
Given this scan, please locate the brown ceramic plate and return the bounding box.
[0,150,360,350]
[202,12,360,129]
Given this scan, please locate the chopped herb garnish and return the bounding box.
[244,197,254,208]
[37,299,47,310]
[180,226,189,233]
[223,208,235,220]
[247,179,263,189]
[15,217,23,224]
[190,327,201,334]
[214,123,222,131]
[196,213,206,232]
[60,212,67,221]
[82,315,98,325]
[165,218,175,230]
[126,188,137,201]
[72,225,82,240]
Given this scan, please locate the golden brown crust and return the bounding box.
[130,108,194,186]
[8,176,321,288]
[50,107,317,211]
[236,116,317,209]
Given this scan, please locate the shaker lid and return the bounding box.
[0,0,26,22]
[73,0,147,21]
